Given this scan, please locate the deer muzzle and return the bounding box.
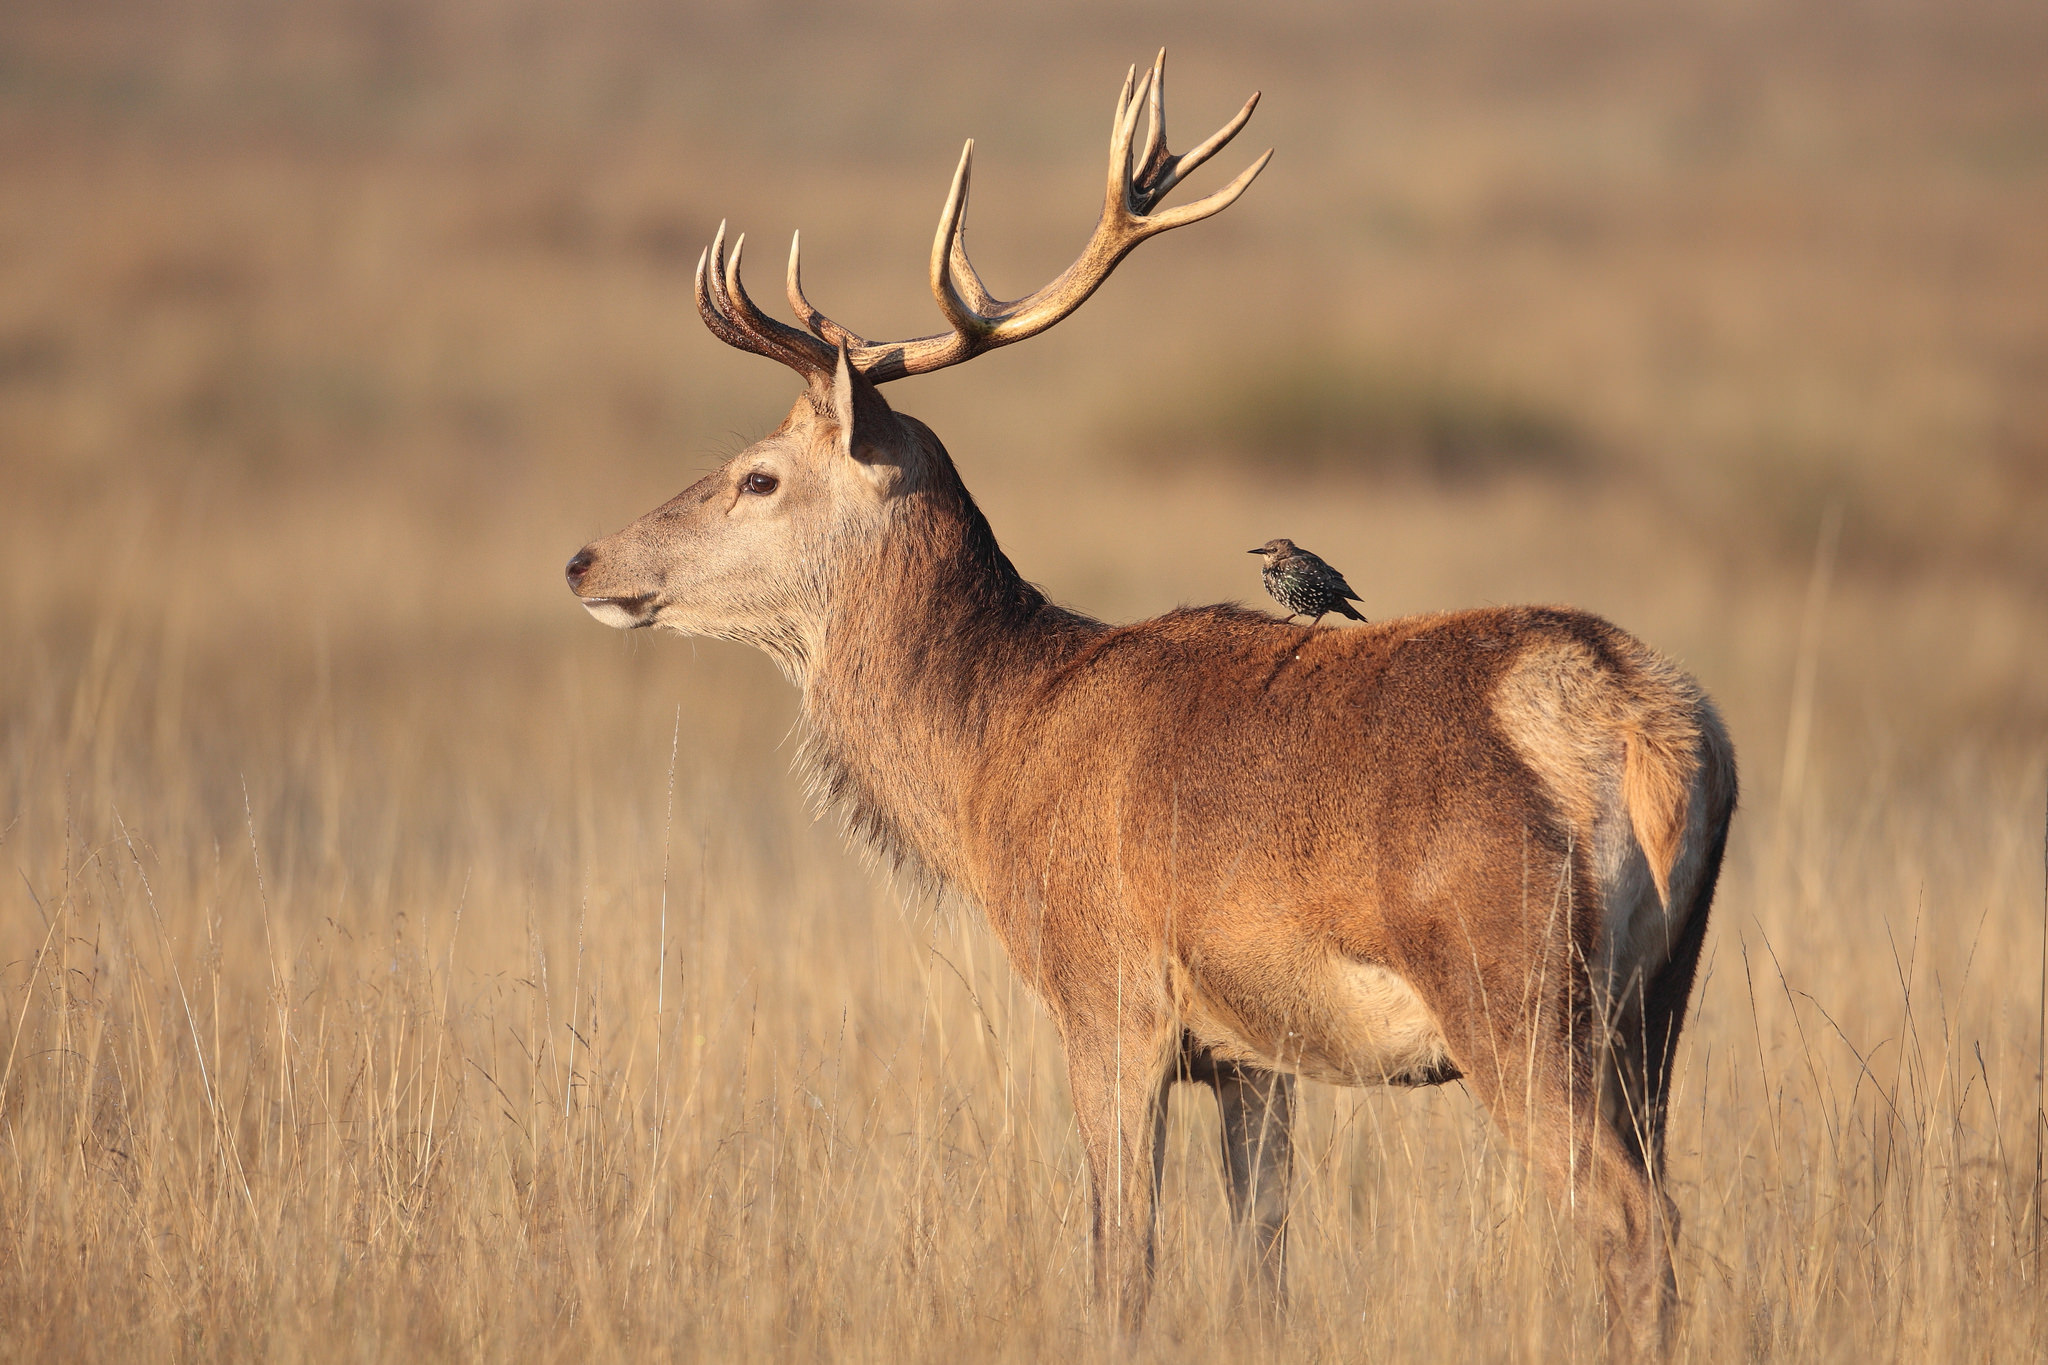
[565,545,657,629]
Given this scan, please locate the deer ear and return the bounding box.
[828,344,905,479]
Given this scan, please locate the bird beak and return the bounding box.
[1246,548,1265,555]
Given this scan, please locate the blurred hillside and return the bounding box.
[3,0,2045,767]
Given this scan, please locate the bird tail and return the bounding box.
[1336,600,1367,622]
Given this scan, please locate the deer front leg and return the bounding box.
[1205,1057,1295,1307]
[1062,1009,1177,1337]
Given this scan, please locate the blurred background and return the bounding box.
[3,1,2046,1359]
[5,0,2045,768]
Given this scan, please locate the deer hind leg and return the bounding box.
[1186,1046,1295,1308]
[1062,1008,1178,1336]
[1418,952,1675,1361]
[1600,809,1726,1351]
[1601,896,1711,1231]
[1596,991,1682,1361]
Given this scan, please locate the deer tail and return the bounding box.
[1621,702,1702,909]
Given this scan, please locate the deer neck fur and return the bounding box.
[798,418,1100,888]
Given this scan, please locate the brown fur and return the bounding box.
[568,371,1737,1357]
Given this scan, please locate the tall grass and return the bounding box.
[2,505,2044,1361]
[5,1,2048,1358]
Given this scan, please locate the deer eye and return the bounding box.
[742,470,779,496]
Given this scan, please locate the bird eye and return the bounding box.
[743,471,779,495]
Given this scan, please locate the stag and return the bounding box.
[565,53,1736,1357]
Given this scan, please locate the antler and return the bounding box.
[694,50,1271,385]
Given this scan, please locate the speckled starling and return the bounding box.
[1248,538,1367,625]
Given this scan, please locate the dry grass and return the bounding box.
[5,1,2048,1359]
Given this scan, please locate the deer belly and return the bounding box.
[1182,957,1459,1088]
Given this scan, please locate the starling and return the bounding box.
[1248,538,1367,625]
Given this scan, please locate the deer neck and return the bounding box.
[797,477,1097,886]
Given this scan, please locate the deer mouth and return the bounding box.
[577,594,657,630]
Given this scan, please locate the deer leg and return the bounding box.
[1600,987,1655,1175]
[1603,890,1715,1346]
[1415,951,1675,1360]
[1614,863,1717,1193]
[1597,855,1718,1357]
[1458,1027,1670,1357]
[1203,1057,1295,1308]
[1600,983,1680,1254]
[1559,1085,1671,1360]
[1063,1012,1176,1337]
[1598,998,1681,1357]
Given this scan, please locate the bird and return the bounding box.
[1248,538,1368,626]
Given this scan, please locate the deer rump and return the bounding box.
[955,601,1727,1094]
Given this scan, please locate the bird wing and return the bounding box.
[1294,548,1364,601]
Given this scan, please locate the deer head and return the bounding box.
[564,53,1270,684]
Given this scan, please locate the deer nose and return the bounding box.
[565,547,595,592]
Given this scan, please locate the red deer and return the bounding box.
[564,52,1736,1358]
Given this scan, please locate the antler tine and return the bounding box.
[786,231,871,349]
[1130,50,1261,214]
[1111,63,1137,141]
[1150,91,1260,202]
[1108,62,1157,211]
[708,228,837,375]
[725,232,834,368]
[695,227,764,356]
[934,142,998,317]
[1136,49,1169,187]
[702,222,732,317]
[929,142,993,348]
[1141,146,1274,233]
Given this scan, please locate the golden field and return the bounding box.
[3,1,2046,1359]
